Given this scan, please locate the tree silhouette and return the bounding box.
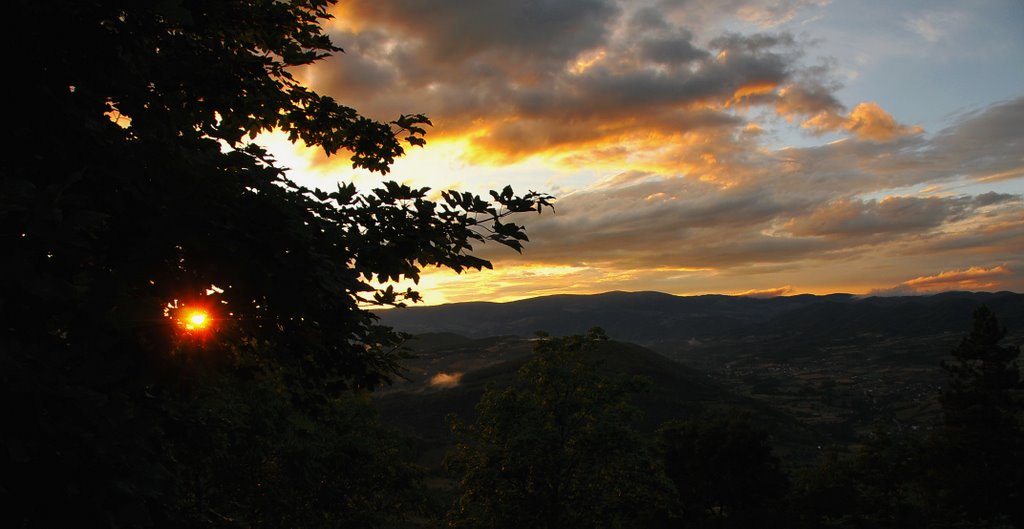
[932,306,1023,527]
[940,306,1021,429]
[161,351,426,528]
[2,0,548,526]
[792,430,933,529]
[658,411,790,529]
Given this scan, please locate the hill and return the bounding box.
[378,291,1023,349]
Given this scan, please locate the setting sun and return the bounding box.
[181,309,211,332]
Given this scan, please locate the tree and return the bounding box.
[792,430,932,529]
[160,347,426,528]
[657,411,790,529]
[445,330,673,529]
[2,1,549,526]
[940,306,1021,429]
[932,306,1023,527]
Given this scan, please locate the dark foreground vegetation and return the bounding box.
[4,0,547,526]
[3,1,1021,528]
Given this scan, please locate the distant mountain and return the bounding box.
[377,291,1024,349]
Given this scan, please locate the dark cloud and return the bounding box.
[922,218,1024,254]
[346,0,620,64]
[627,5,674,32]
[928,97,1024,180]
[708,31,797,51]
[774,81,843,117]
[784,193,1019,238]
[473,178,822,268]
[638,32,710,65]
[310,2,835,161]
[659,0,829,29]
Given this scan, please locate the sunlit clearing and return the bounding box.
[430,372,463,388]
[104,109,131,128]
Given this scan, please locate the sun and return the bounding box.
[181,308,211,332]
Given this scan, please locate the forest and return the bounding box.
[3,1,1022,528]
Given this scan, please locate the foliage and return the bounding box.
[932,306,1023,527]
[2,0,549,526]
[445,329,673,529]
[657,411,790,529]
[161,349,425,528]
[792,306,1024,529]
[792,431,933,529]
[940,306,1022,429]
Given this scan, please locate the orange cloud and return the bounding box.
[734,285,796,298]
[845,103,925,142]
[728,81,780,106]
[901,265,1012,292]
[802,102,923,142]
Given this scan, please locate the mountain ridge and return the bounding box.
[377,290,1024,348]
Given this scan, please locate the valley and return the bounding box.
[375,291,1024,463]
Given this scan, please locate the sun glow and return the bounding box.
[180,308,211,332]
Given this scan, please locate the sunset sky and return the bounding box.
[264,0,1024,304]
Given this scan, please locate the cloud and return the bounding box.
[280,2,1024,302]
[928,97,1024,180]
[783,193,1019,238]
[480,115,1022,268]
[775,82,843,119]
[905,10,969,43]
[465,97,1024,279]
[871,266,1014,295]
[801,102,923,142]
[735,285,795,297]
[309,2,851,171]
[658,0,830,30]
[345,0,620,65]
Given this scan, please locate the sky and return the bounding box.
[263,0,1024,305]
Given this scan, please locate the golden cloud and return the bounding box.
[728,81,781,106]
[734,285,796,297]
[802,102,923,142]
[901,265,1012,292]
